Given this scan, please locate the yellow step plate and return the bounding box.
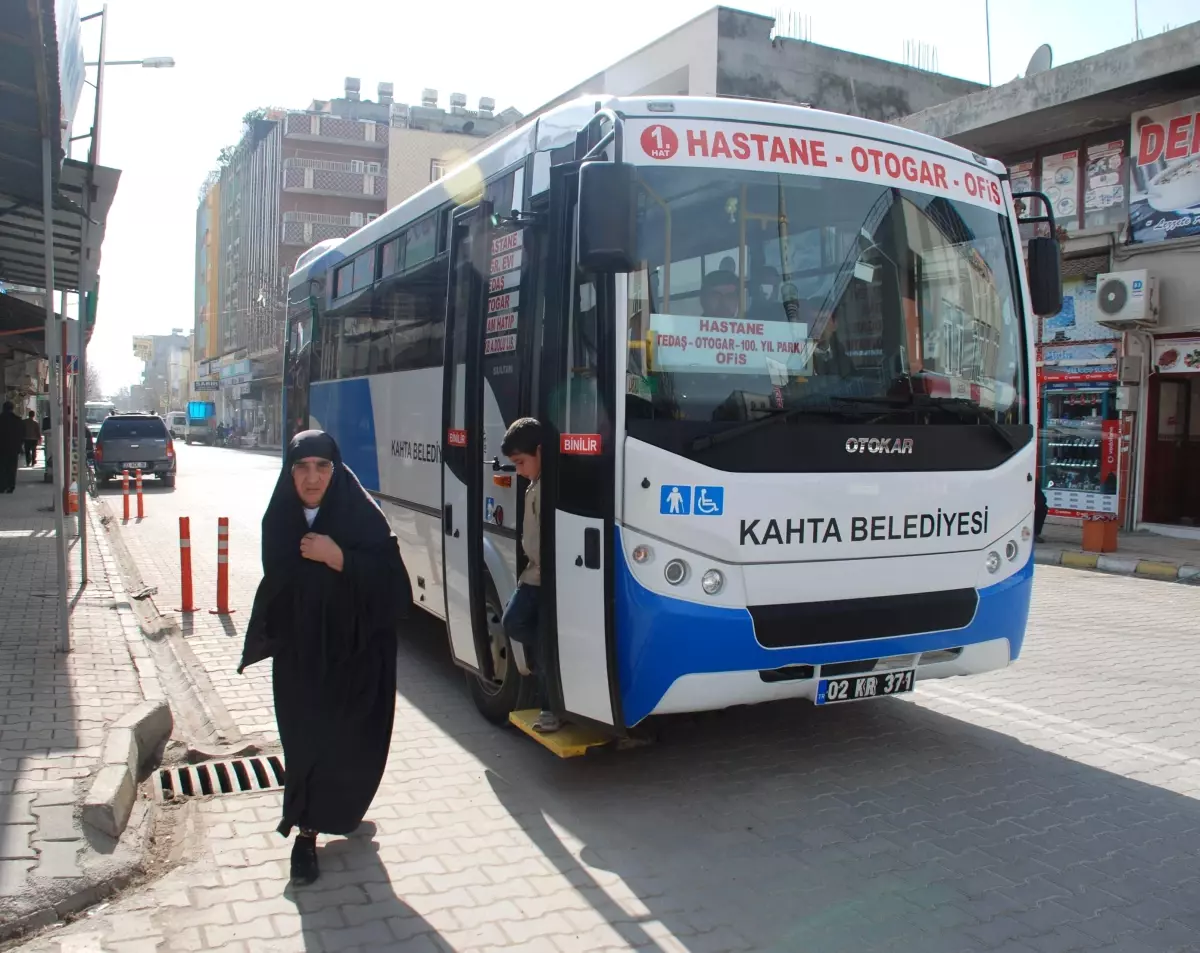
[508,710,612,758]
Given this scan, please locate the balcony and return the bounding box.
[283,111,387,148]
[282,158,387,199]
[281,212,363,247]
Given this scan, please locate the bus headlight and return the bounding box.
[631,545,652,564]
[664,559,689,586]
[701,569,724,595]
[1005,540,1020,562]
[985,550,1002,574]
[1020,526,1032,542]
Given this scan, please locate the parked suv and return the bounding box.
[95,413,177,487]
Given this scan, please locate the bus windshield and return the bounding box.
[625,166,1027,433]
[85,404,114,425]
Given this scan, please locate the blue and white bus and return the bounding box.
[284,96,1062,736]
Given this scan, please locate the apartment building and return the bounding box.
[197,80,392,445]
[386,90,521,208]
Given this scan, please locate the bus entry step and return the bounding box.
[508,710,611,758]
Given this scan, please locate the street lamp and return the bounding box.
[78,5,176,166]
[85,56,175,68]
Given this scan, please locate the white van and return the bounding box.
[165,412,187,439]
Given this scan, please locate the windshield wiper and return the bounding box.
[831,394,1019,451]
[689,406,831,453]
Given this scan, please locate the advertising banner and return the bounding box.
[1038,341,1119,382]
[55,0,85,146]
[1083,141,1126,227]
[1040,150,1079,229]
[1040,276,1118,344]
[1130,96,1200,243]
[1153,336,1200,373]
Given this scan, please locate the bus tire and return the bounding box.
[466,581,536,725]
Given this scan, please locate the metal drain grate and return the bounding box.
[156,755,286,802]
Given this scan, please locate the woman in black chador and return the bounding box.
[239,430,411,886]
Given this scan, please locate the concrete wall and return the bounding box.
[1113,236,1200,334]
[520,8,720,126]
[387,128,494,208]
[716,9,983,121]
[898,22,1200,154]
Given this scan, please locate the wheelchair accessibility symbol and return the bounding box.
[694,486,724,516]
[659,484,723,516]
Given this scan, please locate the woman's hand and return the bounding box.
[300,533,344,571]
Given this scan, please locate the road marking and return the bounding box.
[916,683,1200,773]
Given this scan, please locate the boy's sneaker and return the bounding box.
[533,710,562,733]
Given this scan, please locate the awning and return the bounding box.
[0,289,64,358]
[0,159,120,291]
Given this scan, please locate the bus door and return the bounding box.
[538,163,622,729]
[441,203,494,676]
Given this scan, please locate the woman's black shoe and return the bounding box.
[290,834,319,886]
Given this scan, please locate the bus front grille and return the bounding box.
[748,589,978,649]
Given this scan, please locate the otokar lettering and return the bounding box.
[740,507,989,546]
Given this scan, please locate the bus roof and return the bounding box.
[288,95,1009,291]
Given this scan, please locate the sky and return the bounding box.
[76,0,1200,392]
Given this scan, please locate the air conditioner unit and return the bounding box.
[1095,270,1158,329]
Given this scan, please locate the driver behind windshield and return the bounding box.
[699,270,741,319]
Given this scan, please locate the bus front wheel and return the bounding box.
[467,583,536,724]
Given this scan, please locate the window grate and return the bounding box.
[155,756,285,802]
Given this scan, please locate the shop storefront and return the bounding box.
[1142,335,1200,527]
[1125,95,1200,533]
[1036,274,1131,526]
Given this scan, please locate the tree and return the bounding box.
[86,365,104,401]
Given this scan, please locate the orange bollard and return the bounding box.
[210,517,234,615]
[122,470,130,521]
[135,469,145,520]
[177,517,194,613]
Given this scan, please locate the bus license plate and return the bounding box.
[816,669,915,705]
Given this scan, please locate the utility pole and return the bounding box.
[985,0,993,86]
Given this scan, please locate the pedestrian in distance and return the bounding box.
[238,430,413,886]
[1034,485,1048,543]
[0,402,25,493]
[22,411,41,467]
[500,417,562,733]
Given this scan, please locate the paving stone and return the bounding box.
[0,822,35,860]
[7,452,1200,952]
[0,857,36,897]
[31,803,79,841]
[34,839,82,879]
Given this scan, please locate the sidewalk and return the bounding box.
[1036,521,1200,582]
[0,467,156,939]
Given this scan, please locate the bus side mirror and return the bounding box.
[1027,236,1063,317]
[577,161,638,273]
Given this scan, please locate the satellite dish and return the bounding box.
[1026,43,1053,75]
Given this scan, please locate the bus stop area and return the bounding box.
[1,442,1191,952]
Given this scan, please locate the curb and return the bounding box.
[0,507,157,945]
[1035,545,1200,583]
[82,700,173,838]
[96,500,245,749]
